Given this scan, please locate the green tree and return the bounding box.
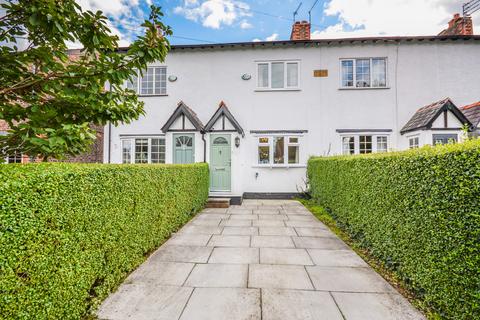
[0,0,171,160]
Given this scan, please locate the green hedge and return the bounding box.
[308,140,480,319]
[0,163,209,319]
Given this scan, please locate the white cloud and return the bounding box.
[312,0,478,39]
[174,0,251,29]
[240,20,252,29]
[252,33,279,42]
[265,33,279,41]
[75,0,153,47]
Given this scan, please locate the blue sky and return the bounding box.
[75,0,477,46]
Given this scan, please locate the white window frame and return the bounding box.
[339,134,390,155]
[339,58,388,89]
[121,137,166,164]
[408,135,420,149]
[255,134,303,167]
[255,60,301,91]
[125,66,167,96]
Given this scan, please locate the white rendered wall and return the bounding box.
[105,40,480,194]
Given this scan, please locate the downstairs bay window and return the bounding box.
[122,137,165,164]
[257,136,300,166]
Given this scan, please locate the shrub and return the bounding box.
[0,163,209,319]
[307,140,480,319]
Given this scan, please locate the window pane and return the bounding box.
[273,136,284,164]
[154,67,167,95]
[126,73,138,92]
[288,145,299,164]
[376,136,388,153]
[258,63,269,88]
[258,146,270,164]
[372,58,386,87]
[259,137,269,144]
[140,68,154,95]
[151,138,165,163]
[271,62,284,88]
[356,59,370,87]
[342,136,355,155]
[135,138,149,163]
[359,135,372,154]
[122,140,132,164]
[289,137,298,143]
[286,63,298,87]
[341,60,353,87]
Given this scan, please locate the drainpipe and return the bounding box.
[107,82,113,163]
[202,131,206,162]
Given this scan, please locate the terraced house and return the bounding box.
[103,15,480,201]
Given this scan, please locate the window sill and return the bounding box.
[138,94,169,97]
[252,164,306,169]
[254,88,301,92]
[338,87,390,91]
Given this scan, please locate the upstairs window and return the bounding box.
[341,58,386,88]
[122,137,165,164]
[125,67,167,95]
[257,61,299,90]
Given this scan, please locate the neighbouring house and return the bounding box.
[461,101,480,137]
[103,16,479,200]
[400,98,473,148]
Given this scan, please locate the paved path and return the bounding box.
[98,200,424,320]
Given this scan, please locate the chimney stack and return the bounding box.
[290,21,311,41]
[439,13,474,36]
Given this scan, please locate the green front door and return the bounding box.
[173,134,194,164]
[210,135,231,191]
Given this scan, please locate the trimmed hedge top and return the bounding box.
[308,139,480,319]
[0,163,209,319]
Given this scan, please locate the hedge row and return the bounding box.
[0,163,209,319]
[307,140,480,319]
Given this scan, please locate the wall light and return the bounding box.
[235,136,240,148]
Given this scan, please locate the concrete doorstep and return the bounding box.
[97,200,425,320]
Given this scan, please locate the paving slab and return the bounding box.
[222,226,258,235]
[260,248,313,265]
[150,245,213,263]
[248,264,314,290]
[97,200,423,320]
[307,249,368,267]
[292,236,348,249]
[98,284,193,320]
[184,263,248,288]
[332,292,425,320]
[208,247,259,264]
[180,288,260,320]
[262,289,344,320]
[167,234,211,246]
[179,225,223,235]
[126,262,194,286]
[208,235,251,247]
[306,266,395,292]
[252,219,286,227]
[258,226,297,236]
[220,219,252,227]
[251,235,295,248]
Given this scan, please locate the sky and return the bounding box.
[75,0,479,46]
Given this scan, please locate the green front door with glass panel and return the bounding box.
[210,135,231,191]
[173,134,194,164]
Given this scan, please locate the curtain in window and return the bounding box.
[286,63,298,87]
[271,62,284,88]
[372,59,386,87]
[257,64,269,87]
